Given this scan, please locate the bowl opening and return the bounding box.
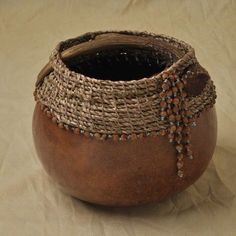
[65,47,176,81]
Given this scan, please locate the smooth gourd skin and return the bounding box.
[32,103,217,206]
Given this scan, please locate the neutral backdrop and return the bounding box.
[0,0,235,235]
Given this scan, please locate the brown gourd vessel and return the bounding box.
[33,31,217,206]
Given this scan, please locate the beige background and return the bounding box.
[0,0,236,235]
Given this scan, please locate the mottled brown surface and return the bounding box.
[32,103,217,206]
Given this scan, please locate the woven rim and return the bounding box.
[34,30,215,135]
[49,30,195,85]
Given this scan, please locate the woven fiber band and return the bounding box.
[34,31,217,178]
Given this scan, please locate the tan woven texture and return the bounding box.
[34,31,216,135]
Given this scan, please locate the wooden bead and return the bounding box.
[176,82,184,89]
[182,91,187,97]
[100,134,107,140]
[176,126,183,133]
[131,133,137,140]
[172,87,178,93]
[120,134,127,141]
[46,111,52,118]
[138,133,145,139]
[177,170,184,178]
[167,90,173,97]
[176,144,183,153]
[186,144,192,151]
[173,98,180,105]
[160,129,166,136]
[40,104,45,110]
[160,111,167,117]
[159,91,166,98]
[167,109,172,115]
[52,117,57,123]
[162,71,169,79]
[113,134,119,142]
[169,114,175,122]
[186,110,193,116]
[162,83,169,91]
[187,149,193,156]
[170,125,177,132]
[160,101,167,107]
[74,128,80,134]
[173,106,179,113]
[150,131,158,137]
[84,131,90,137]
[175,114,181,121]
[177,154,184,160]
[94,133,101,140]
[58,123,64,129]
[177,161,184,169]
[168,133,174,139]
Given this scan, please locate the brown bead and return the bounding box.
[168,133,174,139]
[170,125,177,132]
[159,91,166,98]
[160,101,167,107]
[40,104,45,110]
[100,134,107,140]
[52,117,57,123]
[188,118,194,123]
[167,98,172,103]
[160,129,166,136]
[177,161,184,169]
[186,144,192,151]
[182,91,187,97]
[138,133,145,139]
[186,110,193,116]
[176,82,184,89]
[173,98,180,105]
[162,83,169,91]
[46,111,52,118]
[175,114,181,121]
[113,134,119,142]
[167,90,173,97]
[187,149,193,156]
[94,133,101,140]
[120,134,127,141]
[177,154,184,160]
[84,131,90,137]
[64,125,69,131]
[169,74,175,81]
[58,123,64,129]
[169,114,175,122]
[150,131,157,137]
[173,106,179,113]
[176,144,183,153]
[175,136,182,143]
[183,126,190,133]
[176,126,183,133]
[160,111,167,117]
[162,71,169,79]
[167,109,172,115]
[74,128,80,134]
[183,117,189,123]
[177,170,184,178]
[172,87,178,93]
[131,133,137,140]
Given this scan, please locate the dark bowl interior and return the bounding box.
[66,47,175,81]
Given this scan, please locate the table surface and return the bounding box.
[0,1,235,235]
